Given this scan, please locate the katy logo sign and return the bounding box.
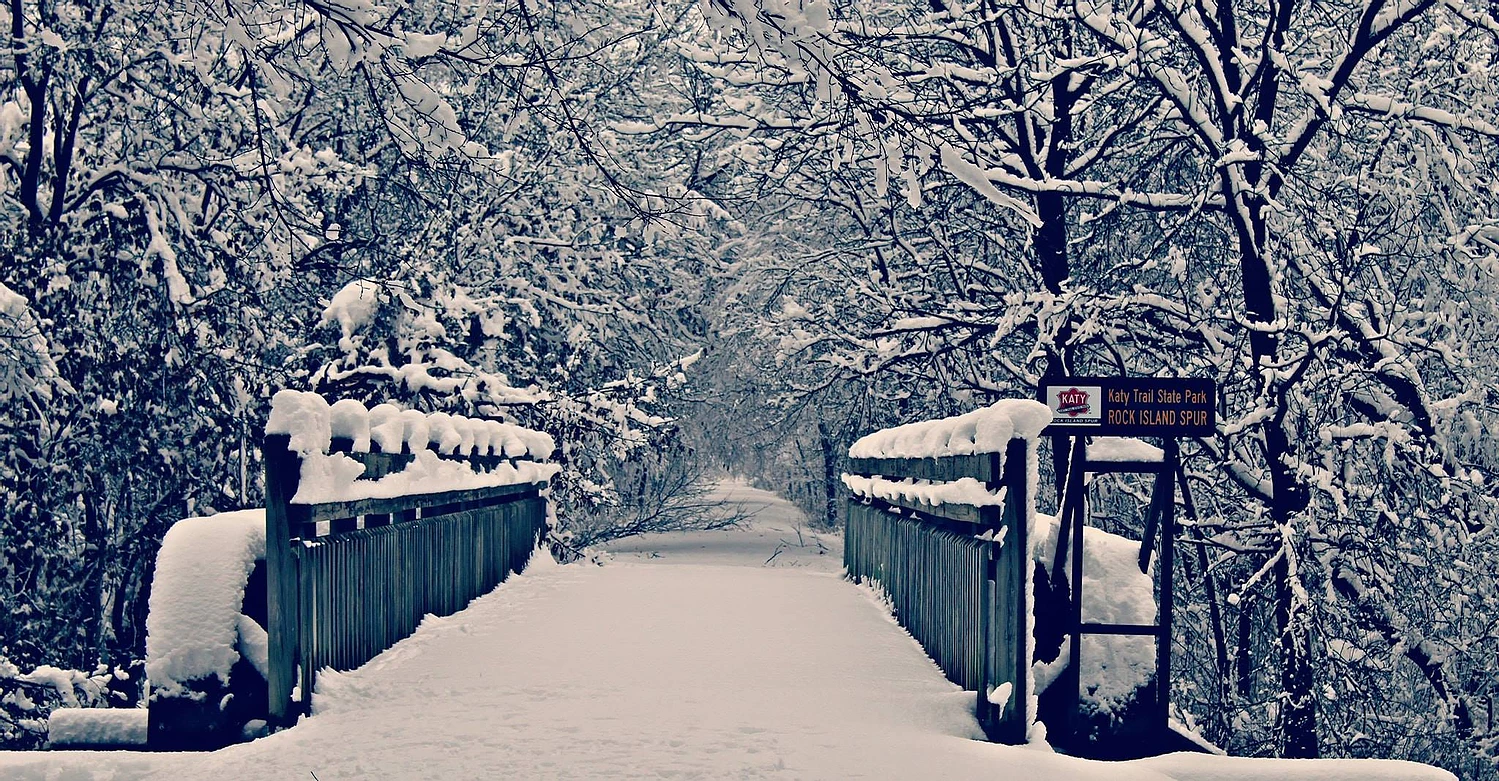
[1048,385,1102,424]
[1038,377,1215,437]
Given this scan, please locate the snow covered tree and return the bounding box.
[0,0,716,681]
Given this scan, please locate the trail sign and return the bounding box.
[1038,377,1216,437]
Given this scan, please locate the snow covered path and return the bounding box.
[1,482,1455,780]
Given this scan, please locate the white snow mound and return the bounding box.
[267,391,553,459]
[328,398,371,451]
[46,708,147,747]
[145,510,266,697]
[265,390,331,455]
[1033,513,1156,716]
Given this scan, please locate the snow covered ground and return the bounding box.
[0,481,1454,780]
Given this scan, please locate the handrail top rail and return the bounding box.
[286,480,546,527]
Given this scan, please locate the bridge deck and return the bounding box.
[0,484,1454,781]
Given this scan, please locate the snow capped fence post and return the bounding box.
[264,432,301,730]
[143,510,268,750]
[843,400,1050,745]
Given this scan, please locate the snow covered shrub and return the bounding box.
[305,270,709,547]
[557,433,746,549]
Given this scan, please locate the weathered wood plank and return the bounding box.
[1079,622,1164,636]
[1080,458,1170,474]
[846,454,998,484]
[286,482,543,529]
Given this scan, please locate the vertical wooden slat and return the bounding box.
[321,540,334,677]
[329,543,340,672]
[383,529,395,652]
[356,530,367,662]
[338,541,349,670]
[297,543,315,715]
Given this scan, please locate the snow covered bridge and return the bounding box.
[0,484,1454,780]
[0,397,1460,780]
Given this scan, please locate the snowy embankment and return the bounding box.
[1031,512,1158,719]
[0,482,1453,780]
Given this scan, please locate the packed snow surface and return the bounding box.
[47,709,147,748]
[848,399,1052,459]
[5,483,1453,780]
[1087,437,1165,463]
[144,510,266,698]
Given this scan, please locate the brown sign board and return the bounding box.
[1037,377,1216,437]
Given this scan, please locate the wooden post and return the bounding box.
[1065,437,1087,745]
[264,434,300,725]
[1156,439,1179,728]
[1004,438,1029,744]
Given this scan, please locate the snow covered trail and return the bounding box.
[0,481,1453,780]
[603,480,841,571]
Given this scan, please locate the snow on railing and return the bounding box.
[261,391,555,735]
[847,399,1051,459]
[266,390,558,507]
[842,400,1050,746]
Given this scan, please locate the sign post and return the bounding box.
[1035,377,1215,756]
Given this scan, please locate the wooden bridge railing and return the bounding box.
[146,398,556,750]
[262,399,553,726]
[843,407,1045,745]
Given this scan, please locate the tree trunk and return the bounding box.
[82,471,106,665]
[817,418,839,528]
[1228,172,1317,756]
[1274,550,1317,757]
